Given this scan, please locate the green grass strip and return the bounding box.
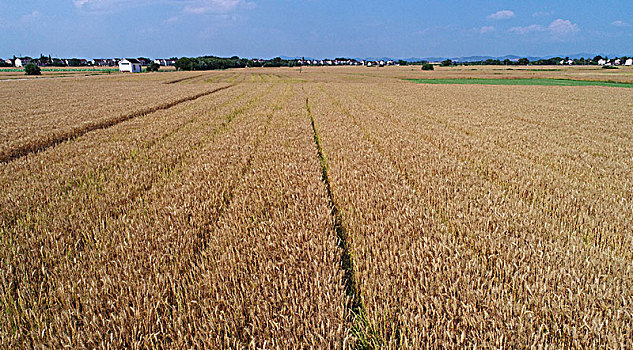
[0,68,118,72]
[405,78,633,88]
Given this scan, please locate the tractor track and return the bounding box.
[0,85,234,164]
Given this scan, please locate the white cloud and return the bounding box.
[184,0,245,14]
[487,10,515,20]
[475,26,494,34]
[612,20,631,27]
[509,24,545,34]
[548,19,579,37]
[74,0,129,10]
[532,11,554,17]
[74,0,148,13]
[509,19,579,40]
[74,0,255,14]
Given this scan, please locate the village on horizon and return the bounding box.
[3,54,633,72]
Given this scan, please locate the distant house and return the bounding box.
[14,57,31,67]
[598,59,607,66]
[626,59,633,66]
[136,58,151,66]
[92,58,116,66]
[154,58,176,66]
[119,58,142,73]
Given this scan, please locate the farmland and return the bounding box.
[0,66,177,81]
[406,77,633,87]
[1,66,632,348]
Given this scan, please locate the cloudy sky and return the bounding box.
[1,0,632,59]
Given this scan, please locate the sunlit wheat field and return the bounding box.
[1,65,632,348]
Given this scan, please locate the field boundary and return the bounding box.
[0,84,234,164]
[305,94,382,349]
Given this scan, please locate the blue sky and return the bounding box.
[1,0,632,59]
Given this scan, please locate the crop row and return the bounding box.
[3,69,631,348]
[305,81,633,348]
[0,75,227,162]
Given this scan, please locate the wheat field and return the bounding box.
[1,66,632,348]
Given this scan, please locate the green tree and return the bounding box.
[68,58,82,66]
[421,63,434,71]
[440,59,453,67]
[517,58,530,65]
[24,63,41,75]
[175,57,197,71]
[147,62,160,72]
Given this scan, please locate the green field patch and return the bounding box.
[0,68,118,73]
[406,78,633,88]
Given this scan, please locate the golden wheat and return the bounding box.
[305,78,632,348]
[1,67,632,348]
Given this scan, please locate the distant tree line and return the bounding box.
[399,55,631,67]
[461,57,562,66]
[8,54,630,70]
[447,56,630,66]
[34,55,86,67]
[459,58,529,66]
[175,56,300,71]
